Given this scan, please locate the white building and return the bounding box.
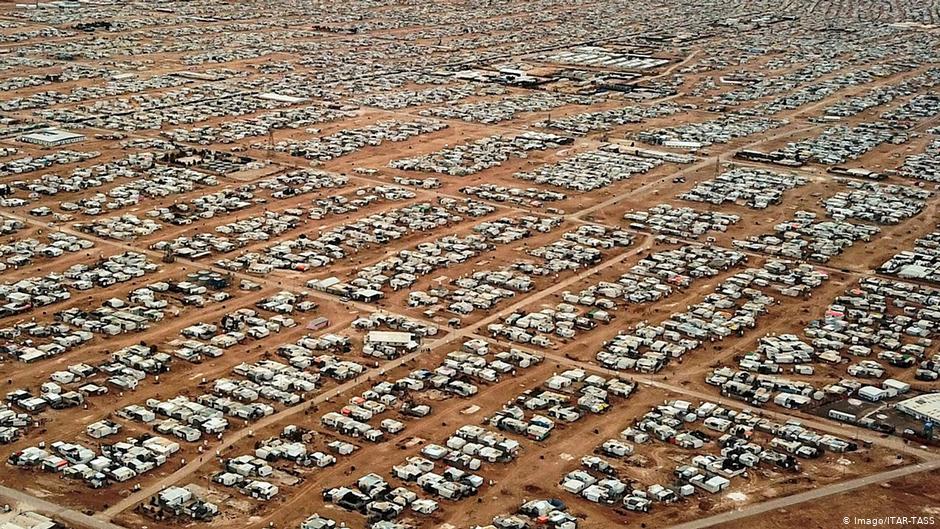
[19,128,86,147]
[365,331,414,347]
[895,393,940,423]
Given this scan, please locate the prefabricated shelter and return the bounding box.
[858,385,887,402]
[699,475,730,493]
[366,331,415,347]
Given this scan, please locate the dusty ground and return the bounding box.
[0,1,938,529]
[712,471,940,529]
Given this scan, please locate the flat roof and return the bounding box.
[0,512,56,529]
[366,330,413,344]
[896,393,940,423]
[312,277,341,288]
[20,128,85,143]
[258,92,307,104]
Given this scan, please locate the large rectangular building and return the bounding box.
[365,331,414,347]
[896,393,940,423]
[19,128,85,147]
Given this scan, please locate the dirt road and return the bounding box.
[662,460,940,529]
[0,485,129,529]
